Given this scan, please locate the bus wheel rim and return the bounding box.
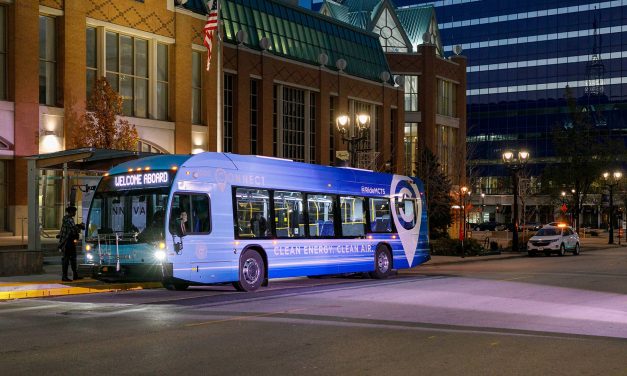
[377,252,389,273]
[243,258,260,284]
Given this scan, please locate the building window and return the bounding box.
[250,79,259,154]
[390,109,397,171]
[404,122,418,176]
[309,92,316,164]
[86,27,97,102]
[0,6,5,100]
[156,43,168,120]
[404,75,418,112]
[329,96,336,166]
[281,86,306,162]
[223,73,234,153]
[106,31,148,118]
[437,125,457,175]
[39,15,57,106]
[373,8,408,52]
[273,85,278,157]
[191,51,202,124]
[272,85,317,163]
[437,79,457,117]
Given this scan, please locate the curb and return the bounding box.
[0,280,162,301]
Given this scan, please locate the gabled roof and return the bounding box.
[182,0,392,83]
[321,0,443,55]
[396,4,443,55]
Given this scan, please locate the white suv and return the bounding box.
[527,224,580,257]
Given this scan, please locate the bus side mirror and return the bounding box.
[174,241,183,254]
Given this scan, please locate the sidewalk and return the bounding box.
[0,233,624,300]
[0,263,161,300]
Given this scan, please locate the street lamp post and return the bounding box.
[336,113,371,167]
[460,186,469,257]
[481,193,485,223]
[603,171,622,244]
[560,191,567,222]
[502,150,530,252]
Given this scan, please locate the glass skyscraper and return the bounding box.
[312,0,627,196]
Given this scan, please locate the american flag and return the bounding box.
[204,0,219,71]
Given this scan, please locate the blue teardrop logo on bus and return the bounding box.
[390,175,422,267]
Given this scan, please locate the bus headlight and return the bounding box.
[154,250,166,261]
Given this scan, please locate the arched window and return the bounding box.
[0,136,11,150]
[137,139,168,154]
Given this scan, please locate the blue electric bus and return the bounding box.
[81,152,429,291]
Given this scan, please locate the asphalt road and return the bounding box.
[1,248,627,375]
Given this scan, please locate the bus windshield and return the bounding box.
[86,188,170,244]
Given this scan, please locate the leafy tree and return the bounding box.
[415,148,453,239]
[70,77,139,150]
[543,86,622,232]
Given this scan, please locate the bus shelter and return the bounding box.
[26,148,156,252]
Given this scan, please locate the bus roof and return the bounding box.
[108,152,419,191]
[108,154,193,174]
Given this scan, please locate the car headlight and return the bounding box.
[86,253,94,261]
[154,250,166,261]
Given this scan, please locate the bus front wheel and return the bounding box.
[369,245,392,279]
[233,250,265,292]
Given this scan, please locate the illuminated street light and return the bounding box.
[502,149,530,252]
[603,171,623,244]
[336,113,371,167]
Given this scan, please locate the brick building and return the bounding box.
[0,0,465,238]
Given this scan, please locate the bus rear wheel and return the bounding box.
[233,250,264,292]
[369,245,392,279]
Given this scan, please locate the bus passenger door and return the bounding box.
[172,192,234,284]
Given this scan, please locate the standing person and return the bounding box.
[58,206,83,281]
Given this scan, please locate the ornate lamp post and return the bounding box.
[336,113,371,167]
[602,171,622,244]
[502,150,530,252]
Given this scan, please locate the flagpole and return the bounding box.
[216,0,223,152]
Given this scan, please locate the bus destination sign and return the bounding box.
[108,171,172,190]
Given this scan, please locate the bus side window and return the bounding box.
[169,194,191,235]
[340,196,366,237]
[369,198,392,233]
[307,194,336,237]
[190,194,211,234]
[235,188,270,238]
[273,191,305,238]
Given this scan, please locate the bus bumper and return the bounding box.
[80,263,168,282]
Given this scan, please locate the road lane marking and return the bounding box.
[185,307,309,327]
[502,276,532,281]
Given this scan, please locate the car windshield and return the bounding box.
[536,228,561,236]
[86,188,170,244]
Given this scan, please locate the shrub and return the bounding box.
[430,238,486,256]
